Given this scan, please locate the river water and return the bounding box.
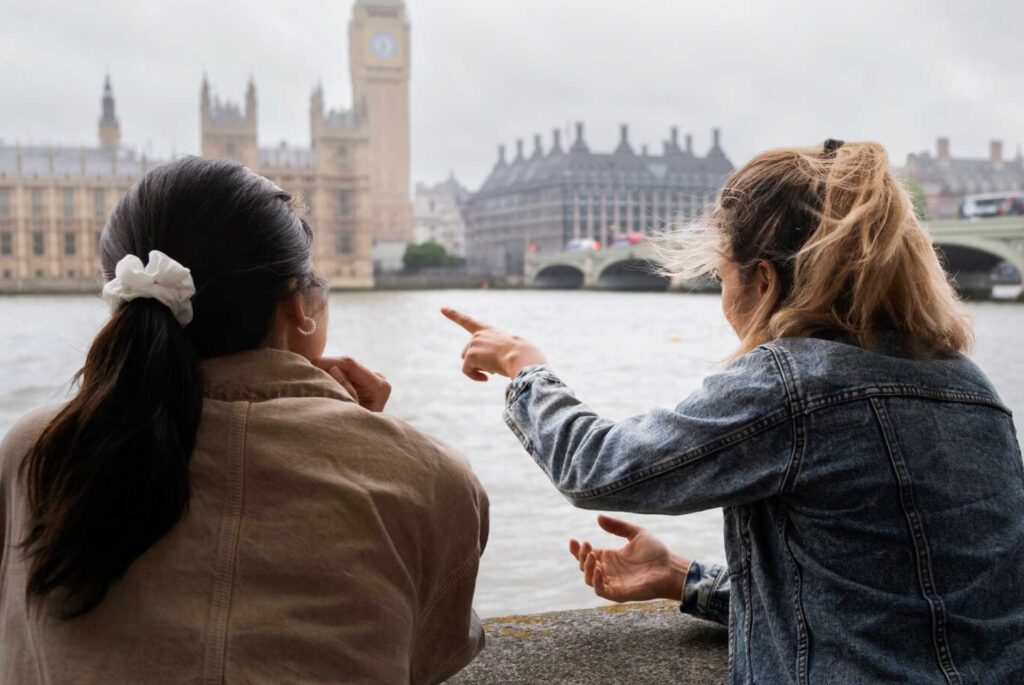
[0,291,1021,617]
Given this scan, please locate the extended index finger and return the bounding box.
[441,307,488,334]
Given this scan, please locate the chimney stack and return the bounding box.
[990,139,1003,165]
[620,123,629,145]
[498,144,506,165]
[570,121,590,153]
[551,128,562,153]
[712,128,721,148]
[671,126,679,148]
[533,133,543,156]
[515,139,524,161]
[937,137,950,162]
[685,134,693,154]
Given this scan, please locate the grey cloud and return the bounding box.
[1,0,1021,188]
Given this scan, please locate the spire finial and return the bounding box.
[615,123,634,155]
[570,122,589,153]
[100,74,117,123]
[550,127,563,155]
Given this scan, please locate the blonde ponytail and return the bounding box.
[667,141,972,358]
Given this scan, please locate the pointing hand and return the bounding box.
[441,307,548,381]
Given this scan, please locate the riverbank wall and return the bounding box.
[447,600,728,684]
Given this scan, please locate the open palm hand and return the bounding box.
[569,515,690,603]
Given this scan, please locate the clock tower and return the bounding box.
[349,0,413,245]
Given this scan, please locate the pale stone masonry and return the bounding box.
[0,0,413,292]
[200,75,375,288]
[464,124,734,278]
[414,175,471,257]
[0,140,157,291]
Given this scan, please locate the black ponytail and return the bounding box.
[20,156,321,617]
[22,299,201,617]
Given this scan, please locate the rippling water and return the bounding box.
[1,291,1021,617]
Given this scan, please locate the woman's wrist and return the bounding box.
[661,554,692,601]
[503,345,548,378]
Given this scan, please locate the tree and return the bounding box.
[403,241,462,271]
[905,180,930,222]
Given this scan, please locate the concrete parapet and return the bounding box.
[447,600,728,684]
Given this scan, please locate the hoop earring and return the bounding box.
[297,317,317,337]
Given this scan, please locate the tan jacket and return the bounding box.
[0,348,488,684]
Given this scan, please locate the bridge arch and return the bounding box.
[933,237,1024,275]
[533,263,586,289]
[595,257,670,291]
[933,236,1024,296]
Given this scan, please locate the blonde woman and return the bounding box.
[444,140,1024,684]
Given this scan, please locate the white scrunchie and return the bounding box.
[101,250,196,327]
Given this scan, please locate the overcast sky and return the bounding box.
[2,0,1022,189]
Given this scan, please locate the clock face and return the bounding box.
[370,31,398,60]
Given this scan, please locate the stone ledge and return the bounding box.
[447,600,728,684]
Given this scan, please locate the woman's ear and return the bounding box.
[756,260,777,298]
[279,293,308,328]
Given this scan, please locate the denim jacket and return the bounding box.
[504,337,1024,684]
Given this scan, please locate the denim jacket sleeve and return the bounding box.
[681,559,730,626]
[502,346,795,514]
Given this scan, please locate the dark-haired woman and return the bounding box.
[445,141,1024,683]
[0,156,488,685]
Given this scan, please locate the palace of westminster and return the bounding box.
[0,0,412,291]
[2,0,1021,291]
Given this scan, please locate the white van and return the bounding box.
[959,192,1024,219]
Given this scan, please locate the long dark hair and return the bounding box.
[20,156,323,618]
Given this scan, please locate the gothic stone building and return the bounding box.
[0,0,412,292]
[902,137,1024,219]
[0,76,163,291]
[464,123,733,277]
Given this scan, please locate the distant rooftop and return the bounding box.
[0,144,165,180]
[259,143,314,169]
[904,137,1024,196]
[475,123,732,197]
[324,107,359,129]
[208,99,248,126]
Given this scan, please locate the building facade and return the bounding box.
[413,175,470,257]
[349,0,414,247]
[0,77,164,291]
[201,76,375,288]
[0,0,412,292]
[463,123,733,277]
[902,137,1024,219]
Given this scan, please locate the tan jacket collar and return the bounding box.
[200,347,355,404]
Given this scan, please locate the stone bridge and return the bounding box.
[524,216,1024,297]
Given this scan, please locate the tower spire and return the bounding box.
[245,77,257,125]
[99,73,121,150]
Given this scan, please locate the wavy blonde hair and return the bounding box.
[662,141,972,359]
